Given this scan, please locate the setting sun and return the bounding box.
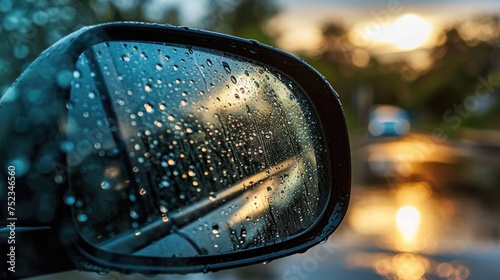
[351,13,434,52]
[387,14,433,50]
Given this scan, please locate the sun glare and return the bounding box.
[396,205,421,239]
[351,14,433,51]
[388,14,432,50]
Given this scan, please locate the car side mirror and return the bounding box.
[0,22,350,277]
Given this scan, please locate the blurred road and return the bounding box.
[29,133,500,280]
[212,133,500,279]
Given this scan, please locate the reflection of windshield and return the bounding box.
[66,41,328,257]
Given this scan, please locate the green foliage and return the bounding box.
[200,0,279,45]
[0,0,97,94]
[0,0,184,95]
[308,19,500,136]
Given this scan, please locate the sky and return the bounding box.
[267,0,500,55]
[278,0,500,5]
[145,0,500,26]
[276,0,500,9]
[143,0,500,56]
[274,0,500,23]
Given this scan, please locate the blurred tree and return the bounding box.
[0,0,182,96]
[2,0,497,136]
[0,0,97,95]
[0,0,277,96]
[309,18,500,134]
[410,23,500,133]
[201,0,279,45]
[310,22,410,130]
[89,0,181,24]
[320,23,357,72]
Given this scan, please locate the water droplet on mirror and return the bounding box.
[77,213,88,222]
[155,63,163,71]
[88,91,96,99]
[73,70,81,78]
[64,194,76,206]
[208,192,216,201]
[60,140,74,153]
[230,76,237,84]
[222,61,231,74]
[154,120,163,127]
[173,65,179,71]
[100,181,111,190]
[144,103,154,113]
[116,99,126,106]
[206,59,213,67]
[122,55,130,61]
[130,210,139,219]
[212,224,220,235]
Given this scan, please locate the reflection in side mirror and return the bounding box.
[67,41,328,257]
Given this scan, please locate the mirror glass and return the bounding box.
[65,41,330,257]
